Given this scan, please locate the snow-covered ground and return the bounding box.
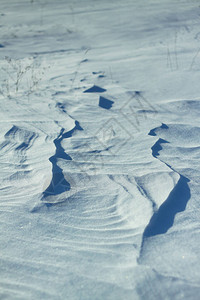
[0,0,200,299]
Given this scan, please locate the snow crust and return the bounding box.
[0,0,200,299]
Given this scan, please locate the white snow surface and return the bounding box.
[0,0,200,299]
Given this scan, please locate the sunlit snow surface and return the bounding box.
[0,0,200,299]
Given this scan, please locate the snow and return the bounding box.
[0,0,200,299]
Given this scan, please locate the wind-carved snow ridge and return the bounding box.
[3,125,37,156]
[1,125,37,166]
[42,120,83,206]
[142,123,191,238]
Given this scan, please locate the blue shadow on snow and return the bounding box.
[143,123,191,237]
[83,85,106,93]
[143,175,190,237]
[99,96,114,109]
[43,121,83,199]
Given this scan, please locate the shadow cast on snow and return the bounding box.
[143,123,191,237]
[143,175,190,237]
[99,96,114,110]
[42,121,83,203]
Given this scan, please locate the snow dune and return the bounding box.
[0,0,200,299]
